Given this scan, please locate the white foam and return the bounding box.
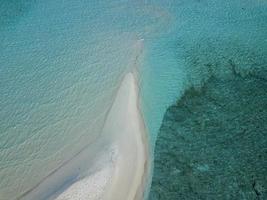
[55,166,111,200]
[55,148,117,200]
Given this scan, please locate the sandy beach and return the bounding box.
[20,72,148,200]
[55,73,148,200]
[101,73,148,200]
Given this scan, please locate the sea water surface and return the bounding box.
[1,0,267,199]
[1,1,169,199]
[147,0,267,199]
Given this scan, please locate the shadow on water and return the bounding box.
[149,33,267,199]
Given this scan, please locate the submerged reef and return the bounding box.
[149,47,267,199]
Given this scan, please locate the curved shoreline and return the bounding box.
[19,73,148,200]
[101,73,149,200]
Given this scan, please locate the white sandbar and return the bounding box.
[101,72,148,200]
[54,73,148,200]
[20,72,148,200]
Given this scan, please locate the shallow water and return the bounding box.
[148,0,267,199]
[0,1,156,199]
[150,72,267,199]
[0,0,267,199]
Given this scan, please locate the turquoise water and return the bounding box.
[0,1,155,199]
[1,1,172,199]
[150,72,267,199]
[147,0,267,199]
[1,0,267,199]
[139,0,267,144]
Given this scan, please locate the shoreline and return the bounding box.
[101,72,149,200]
[19,72,149,200]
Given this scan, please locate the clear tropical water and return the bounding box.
[0,1,154,199]
[0,0,267,199]
[147,0,267,199]
[150,72,267,199]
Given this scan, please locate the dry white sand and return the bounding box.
[101,72,148,200]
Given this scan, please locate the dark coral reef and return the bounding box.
[149,43,267,199]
